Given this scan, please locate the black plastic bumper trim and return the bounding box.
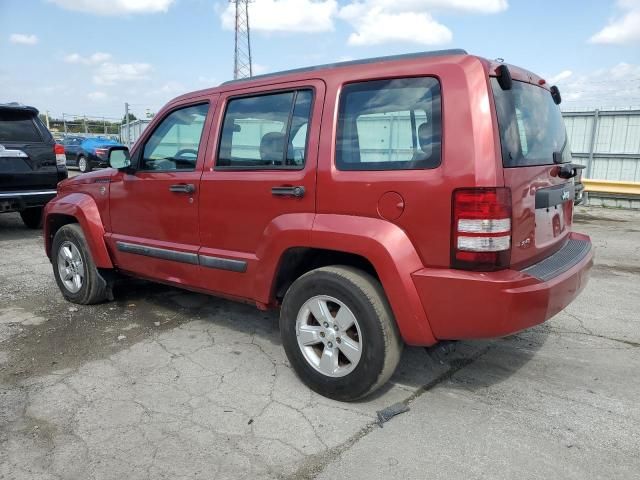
[521,239,591,282]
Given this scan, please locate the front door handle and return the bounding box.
[271,186,305,198]
[169,183,196,194]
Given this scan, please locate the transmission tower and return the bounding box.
[230,0,253,79]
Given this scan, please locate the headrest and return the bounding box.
[260,132,285,163]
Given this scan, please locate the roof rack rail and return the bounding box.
[221,49,468,86]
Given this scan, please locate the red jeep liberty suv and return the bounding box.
[44,50,593,401]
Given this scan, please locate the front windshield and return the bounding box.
[491,78,568,167]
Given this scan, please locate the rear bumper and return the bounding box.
[0,189,57,212]
[412,232,593,341]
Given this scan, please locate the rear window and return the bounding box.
[491,78,568,167]
[336,77,442,171]
[0,110,42,142]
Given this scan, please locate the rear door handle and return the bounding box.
[169,183,196,194]
[271,186,305,198]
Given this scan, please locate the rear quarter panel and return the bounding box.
[316,55,503,269]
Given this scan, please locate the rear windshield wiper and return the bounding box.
[554,151,586,179]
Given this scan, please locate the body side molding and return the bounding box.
[116,241,248,272]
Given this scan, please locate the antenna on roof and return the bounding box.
[230,0,253,80]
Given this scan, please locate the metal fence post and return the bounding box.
[125,102,130,148]
[586,109,599,180]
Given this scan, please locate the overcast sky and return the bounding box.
[1,0,639,119]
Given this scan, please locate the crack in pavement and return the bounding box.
[283,344,494,480]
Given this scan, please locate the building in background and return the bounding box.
[120,119,152,147]
[563,108,640,208]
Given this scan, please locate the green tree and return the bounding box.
[123,112,137,124]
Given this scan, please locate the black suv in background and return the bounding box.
[0,103,67,228]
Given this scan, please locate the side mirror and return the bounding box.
[108,147,131,169]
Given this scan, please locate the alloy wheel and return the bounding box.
[295,295,363,378]
[57,241,85,293]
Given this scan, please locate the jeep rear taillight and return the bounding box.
[54,143,66,166]
[451,188,511,271]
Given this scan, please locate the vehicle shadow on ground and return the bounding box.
[0,212,44,241]
[2,268,550,401]
[112,277,551,401]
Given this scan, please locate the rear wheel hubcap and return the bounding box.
[296,295,363,378]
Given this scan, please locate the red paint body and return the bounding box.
[44,52,592,346]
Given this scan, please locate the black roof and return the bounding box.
[221,49,468,86]
[0,103,39,115]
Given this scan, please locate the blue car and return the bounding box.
[62,136,123,173]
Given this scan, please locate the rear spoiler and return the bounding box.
[494,65,562,104]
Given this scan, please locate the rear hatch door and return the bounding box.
[491,77,575,269]
[0,106,57,191]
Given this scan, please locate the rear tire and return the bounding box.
[78,155,91,173]
[280,265,403,401]
[52,224,110,304]
[20,207,43,229]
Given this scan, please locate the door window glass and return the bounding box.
[217,89,313,169]
[141,103,208,171]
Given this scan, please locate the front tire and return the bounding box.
[52,224,109,304]
[20,207,43,229]
[280,266,403,401]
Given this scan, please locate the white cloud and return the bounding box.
[87,91,108,101]
[338,0,506,46]
[346,9,452,46]
[144,81,185,97]
[218,0,505,45]
[47,0,175,16]
[548,70,572,84]
[64,52,113,65]
[342,0,507,15]
[221,0,337,33]
[60,52,151,87]
[93,62,152,85]
[553,63,640,108]
[9,34,38,45]
[425,0,507,12]
[590,0,640,44]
